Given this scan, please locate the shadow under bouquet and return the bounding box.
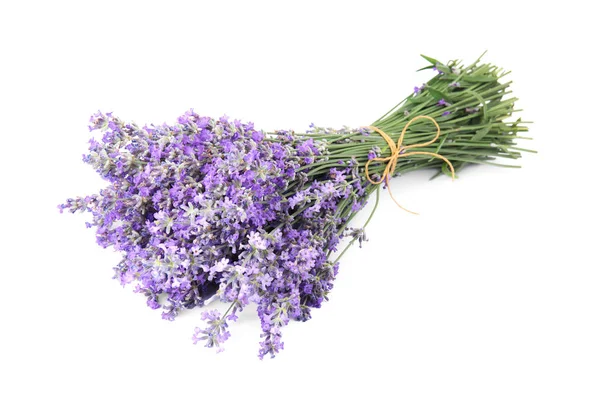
[60,54,530,358]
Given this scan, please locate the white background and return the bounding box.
[1,1,599,399]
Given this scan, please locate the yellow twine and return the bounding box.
[363,116,455,215]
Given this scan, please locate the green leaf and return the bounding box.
[432,135,447,156]
[441,162,456,178]
[421,55,441,65]
[472,126,491,141]
[436,65,452,75]
[428,88,452,102]
[408,95,428,104]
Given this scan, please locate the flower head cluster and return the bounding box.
[60,110,369,357]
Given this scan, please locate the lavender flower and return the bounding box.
[347,227,367,248]
[368,146,381,161]
[60,109,370,357]
[193,310,231,352]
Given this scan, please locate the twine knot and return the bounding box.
[364,115,455,214]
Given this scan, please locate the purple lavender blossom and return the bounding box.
[347,227,367,248]
[192,310,231,352]
[60,110,371,358]
[367,146,382,161]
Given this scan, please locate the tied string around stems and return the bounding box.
[363,115,455,215]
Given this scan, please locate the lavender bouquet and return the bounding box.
[60,55,530,358]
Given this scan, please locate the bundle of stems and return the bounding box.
[284,53,530,253]
[60,54,530,358]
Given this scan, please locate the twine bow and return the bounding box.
[364,115,455,215]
